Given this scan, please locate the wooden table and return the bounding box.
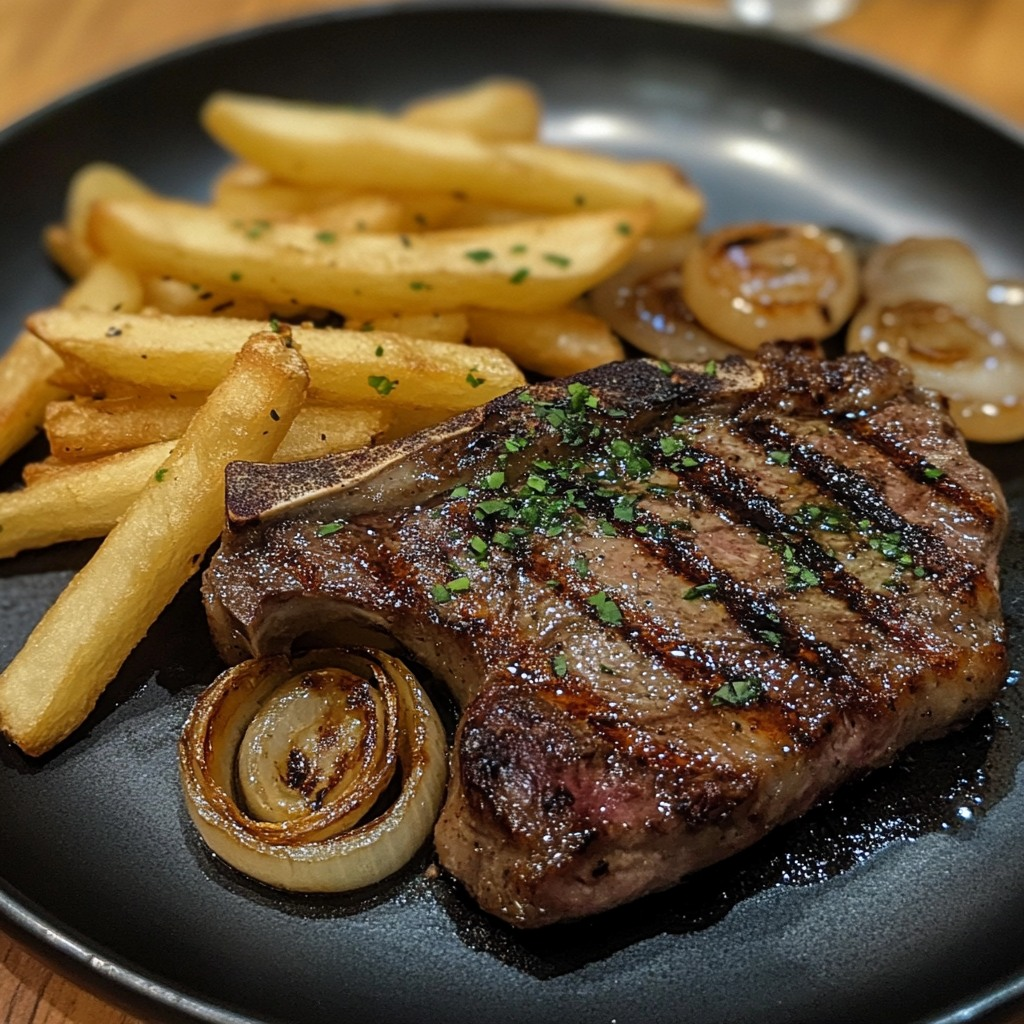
[1,1,1022,1021]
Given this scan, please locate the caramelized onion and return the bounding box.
[847,239,1024,443]
[179,647,447,891]
[681,222,860,350]
[585,233,742,363]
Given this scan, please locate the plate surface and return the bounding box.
[2,4,1024,1023]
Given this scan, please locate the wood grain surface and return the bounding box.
[1,1,1022,1022]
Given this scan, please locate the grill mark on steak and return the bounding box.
[742,417,992,600]
[203,345,1009,927]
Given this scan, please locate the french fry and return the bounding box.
[43,395,387,461]
[211,164,462,231]
[0,331,308,756]
[29,309,523,411]
[7,401,385,556]
[466,307,625,377]
[141,276,275,320]
[200,91,703,234]
[89,195,651,314]
[1,441,176,556]
[0,334,67,465]
[44,395,204,458]
[346,311,467,342]
[0,258,144,466]
[400,78,542,142]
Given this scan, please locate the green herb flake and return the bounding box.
[315,230,337,244]
[660,436,685,457]
[573,555,590,577]
[704,360,718,377]
[409,280,431,291]
[542,252,571,268]
[587,591,624,625]
[466,369,486,388]
[509,267,530,285]
[468,535,488,556]
[551,654,568,678]
[450,485,470,499]
[316,522,345,537]
[657,360,673,375]
[768,450,790,466]
[447,576,471,593]
[368,375,398,395]
[229,271,243,282]
[711,677,763,707]
[374,344,385,357]
[465,249,494,263]
[432,584,452,604]
[923,465,945,481]
[483,471,506,490]
[154,467,169,483]
[683,582,718,600]
[616,222,632,236]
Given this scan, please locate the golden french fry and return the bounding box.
[89,195,651,314]
[44,394,387,462]
[211,164,461,231]
[142,276,276,319]
[44,395,203,458]
[0,334,66,465]
[29,309,523,411]
[346,311,467,342]
[0,258,144,466]
[466,307,625,377]
[62,258,144,313]
[1,441,177,556]
[0,331,308,756]
[42,224,93,279]
[42,162,154,277]
[200,91,702,234]
[400,78,542,142]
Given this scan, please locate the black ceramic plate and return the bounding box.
[3,4,1024,1023]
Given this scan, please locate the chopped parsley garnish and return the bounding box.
[704,360,718,376]
[711,677,762,707]
[315,230,337,244]
[409,280,431,291]
[154,467,169,482]
[432,584,452,604]
[768,450,790,466]
[683,582,717,600]
[466,369,486,388]
[587,591,623,625]
[465,249,494,263]
[483,471,506,489]
[923,465,945,481]
[542,252,571,268]
[551,654,568,678]
[368,375,398,395]
[509,267,530,284]
[316,522,345,537]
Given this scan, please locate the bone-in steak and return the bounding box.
[203,345,1008,927]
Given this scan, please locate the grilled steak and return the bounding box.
[203,344,1008,927]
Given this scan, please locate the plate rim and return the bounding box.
[2,3,1024,1022]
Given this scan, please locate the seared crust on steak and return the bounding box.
[203,345,1008,927]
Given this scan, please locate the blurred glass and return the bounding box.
[729,0,860,30]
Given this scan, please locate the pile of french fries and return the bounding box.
[0,77,704,756]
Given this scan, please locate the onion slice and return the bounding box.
[847,238,1024,443]
[681,222,860,350]
[179,647,448,892]
[585,232,742,363]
